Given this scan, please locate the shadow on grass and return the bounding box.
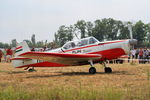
[26,70,134,78]
[0,70,26,74]
[9,71,26,74]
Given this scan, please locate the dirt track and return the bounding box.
[0,62,150,91]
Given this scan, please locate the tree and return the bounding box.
[92,19,104,41]
[11,39,17,47]
[101,18,122,40]
[133,20,147,46]
[36,41,44,48]
[31,34,36,47]
[23,40,32,47]
[55,25,68,47]
[74,20,87,38]
[86,21,94,36]
[54,25,73,47]
[0,42,10,48]
[47,41,57,49]
[118,22,131,39]
[147,32,150,46]
[145,23,150,46]
[91,18,123,41]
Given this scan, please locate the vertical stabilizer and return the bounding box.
[15,41,30,57]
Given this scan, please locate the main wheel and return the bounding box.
[89,67,96,74]
[28,68,36,72]
[104,67,112,73]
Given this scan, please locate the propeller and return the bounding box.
[127,24,137,50]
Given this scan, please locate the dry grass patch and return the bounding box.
[0,63,150,100]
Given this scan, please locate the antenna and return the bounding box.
[128,24,133,39]
[74,33,80,40]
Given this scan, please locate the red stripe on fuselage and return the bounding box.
[20,52,101,58]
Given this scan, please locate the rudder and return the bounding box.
[15,41,31,57]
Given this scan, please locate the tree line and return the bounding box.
[0,34,51,49]
[0,18,150,49]
[54,18,150,48]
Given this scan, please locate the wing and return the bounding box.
[19,52,102,65]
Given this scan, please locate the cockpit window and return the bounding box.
[62,37,99,50]
[63,42,76,50]
[63,44,70,50]
[80,39,88,46]
[89,37,97,44]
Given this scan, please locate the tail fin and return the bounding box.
[15,41,30,57]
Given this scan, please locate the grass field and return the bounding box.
[0,62,150,100]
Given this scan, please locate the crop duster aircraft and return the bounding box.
[11,26,137,74]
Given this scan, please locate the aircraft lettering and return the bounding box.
[83,49,92,53]
[72,50,82,54]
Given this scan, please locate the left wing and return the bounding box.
[19,52,102,65]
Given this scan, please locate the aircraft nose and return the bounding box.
[129,39,137,45]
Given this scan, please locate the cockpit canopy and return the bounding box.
[62,37,99,50]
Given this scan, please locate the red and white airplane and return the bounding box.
[11,36,137,74]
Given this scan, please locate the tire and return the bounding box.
[28,68,36,72]
[89,67,96,74]
[104,67,112,73]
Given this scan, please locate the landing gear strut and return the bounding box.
[103,62,112,73]
[89,60,96,74]
[24,67,36,72]
[28,67,36,72]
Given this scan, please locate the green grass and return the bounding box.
[0,84,150,100]
[0,86,122,100]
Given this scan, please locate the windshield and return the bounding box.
[62,37,99,50]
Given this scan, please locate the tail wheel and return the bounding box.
[89,67,96,74]
[104,67,112,73]
[28,68,36,72]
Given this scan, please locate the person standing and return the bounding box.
[139,48,144,64]
[131,49,136,62]
[135,48,139,59]
[128,54,131,63]
[145,48,150,63]
[6,48,13,63]
[31,47,35,51]
[3,48,7,62]
[148,48,150,63]
[0,50,3,62]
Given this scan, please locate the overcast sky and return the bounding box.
[0,0,150,43]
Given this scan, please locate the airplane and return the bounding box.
[11,36,137,74]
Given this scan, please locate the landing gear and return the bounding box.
[103,62,112,73]
[89,60,96,74]
[104,67,112,73]
[89,67,96,74]
[24,67,36,72]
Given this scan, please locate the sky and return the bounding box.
[0,0,150,43]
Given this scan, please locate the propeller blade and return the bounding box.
[128,24,133,39]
